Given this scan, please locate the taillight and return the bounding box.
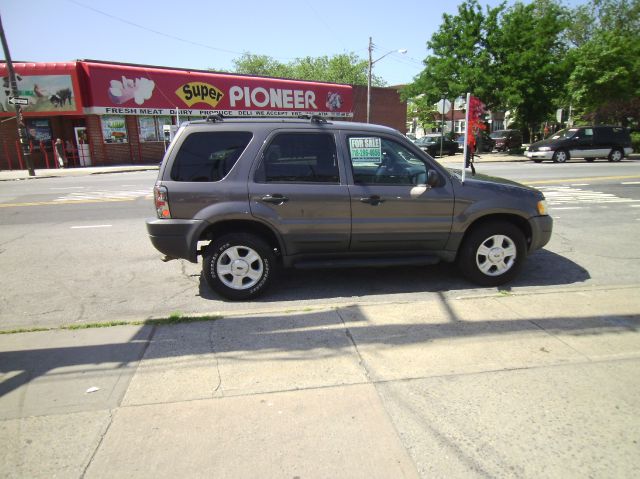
[154,185,171,219]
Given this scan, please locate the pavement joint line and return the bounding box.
[336,308,373,382]
[5,354,640,424]
[80,409,115,479]
[208,323,224,398]
[33,355,638,417]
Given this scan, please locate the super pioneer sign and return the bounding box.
[79,62,353,118]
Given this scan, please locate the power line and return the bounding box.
[65,0,293,60]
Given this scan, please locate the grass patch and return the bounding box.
[0,314,222,335]
[0,326,52,335]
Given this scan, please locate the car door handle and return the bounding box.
[360,195,385,206]
[261,194,289,205]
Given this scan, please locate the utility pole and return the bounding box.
[0,13,35,176]
[367,38,407,124]
[367,37,372,123]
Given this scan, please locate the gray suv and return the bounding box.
[146,117,552,300]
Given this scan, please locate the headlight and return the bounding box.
[537,200,548,215]
[538,146,552,151]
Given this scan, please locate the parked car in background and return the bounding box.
[526,125,633,163]
[490,129,523,152]
[415,134,459,156]
[456,131,495,153]
[406,132,417,142]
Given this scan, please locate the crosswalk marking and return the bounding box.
[54,189,152,202]
[537,186,640,206]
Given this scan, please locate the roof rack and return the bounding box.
[206,114,225,122]
[298,114,328,124]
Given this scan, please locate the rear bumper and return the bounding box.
[146,218,205,263]
[529,215,553,252]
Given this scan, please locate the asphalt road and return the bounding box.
[1,161,639,330]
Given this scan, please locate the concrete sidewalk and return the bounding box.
[1,286,639,478]
[0,164,159,181]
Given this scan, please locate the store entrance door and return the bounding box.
[74,127,91,166]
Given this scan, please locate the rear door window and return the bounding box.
[171,131,252,182]
[256,133,339,183]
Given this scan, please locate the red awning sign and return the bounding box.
[79,62,354,118]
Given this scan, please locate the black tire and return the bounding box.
[586,158,595,162]
[202,233,275,300]
[533,159,543,163]
[457,221,526,286]
[608,148,623,162]
[552,149,569,163]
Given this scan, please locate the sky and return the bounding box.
[1,0,587,86]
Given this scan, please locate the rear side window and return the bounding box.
[257,133,339,183]
[170,132,252,182]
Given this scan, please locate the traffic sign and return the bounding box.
[8,97,29,106]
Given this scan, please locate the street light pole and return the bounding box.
[0,14,35,176]
[367,37,406,123]
[367,37,373,123]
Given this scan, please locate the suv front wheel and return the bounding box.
[203,233,275,300]
[458,221,526,286]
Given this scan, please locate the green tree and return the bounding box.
[407,96,439,133]
[565,0,640,47]
[490,0,569,139]
[565,0,640,125]
[230,53,294,78]
[227,52,385,86]
[404,0,504,108]
[568,30,640,124]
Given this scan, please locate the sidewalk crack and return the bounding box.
[336,308,373,382]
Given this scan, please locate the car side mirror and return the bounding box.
[427,169,440,187]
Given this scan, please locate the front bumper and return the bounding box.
[529,215,553,252]
[525,150,554,160]
[146,218,205,263]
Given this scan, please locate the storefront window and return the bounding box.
[138,116,173,142]
[101,115,128,143]
[26,119,53,149]
[138,116,157,142]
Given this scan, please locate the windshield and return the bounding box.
[549,128,578,140]
[490,131,507,139]
[416,136,440,145]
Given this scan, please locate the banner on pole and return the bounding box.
[462,94,486,182]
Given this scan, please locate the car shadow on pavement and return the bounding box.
[197,249,590,303]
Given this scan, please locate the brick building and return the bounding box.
[0,60,406,170]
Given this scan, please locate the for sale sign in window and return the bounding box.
[349,137,382,164]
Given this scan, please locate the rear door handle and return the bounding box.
[261,194,289,205]
[360,195,385,206]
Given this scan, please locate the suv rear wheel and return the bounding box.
[458,221,526,286]
[608,148,623,162]
[203,233,275,300]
